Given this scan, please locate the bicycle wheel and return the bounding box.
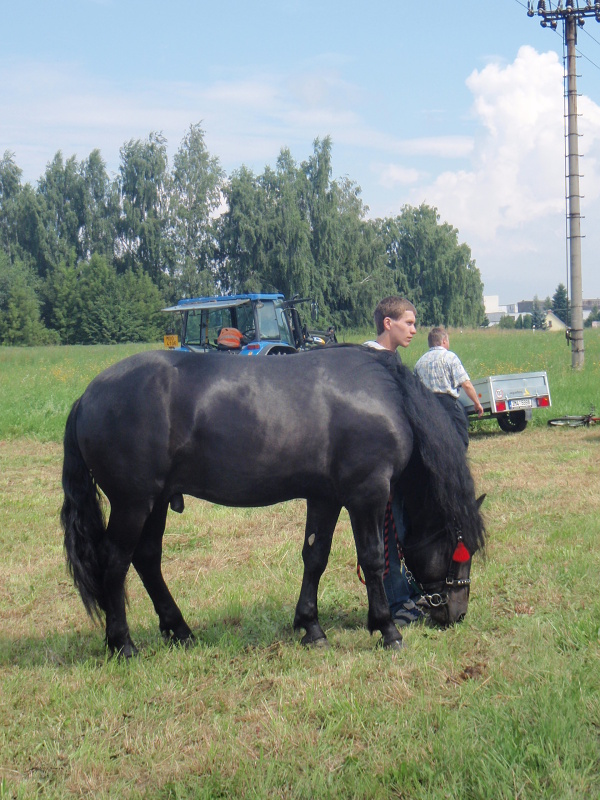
[547,416,588,427]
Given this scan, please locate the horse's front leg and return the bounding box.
[348,506,403,650]
[293,499,341,647]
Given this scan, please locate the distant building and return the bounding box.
[484,295,519,326]
[485,295,599,326]
[544,310,567,331]
[583,299,600,312]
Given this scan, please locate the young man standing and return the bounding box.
[414,327,484,449]
[364,296,417,355]
[364,296,423,627]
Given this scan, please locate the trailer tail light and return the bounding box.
[537,396,550,407]
[247,344,260,351]
[496,400,507,412]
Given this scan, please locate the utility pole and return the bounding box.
[527,0,600,369]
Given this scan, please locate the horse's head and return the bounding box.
[402,494,486,627]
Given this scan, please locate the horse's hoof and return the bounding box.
[170,633,196,650]
[110,643,139,660]
[161,624,196,648]
[301,635,330,649]
[382,638,404,651]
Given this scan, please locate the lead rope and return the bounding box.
[356,499,396,585]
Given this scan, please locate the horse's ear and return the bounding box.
[476,494,486,508]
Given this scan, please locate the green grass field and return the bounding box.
[1,330,599,799]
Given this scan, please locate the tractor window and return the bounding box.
[184,311,202,345]
[236,303,255,338]
[256,301,280,341]
[275,304,293,344]
[205,309,235,345]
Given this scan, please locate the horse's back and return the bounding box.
[75,346,412,507]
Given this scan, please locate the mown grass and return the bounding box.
[1,330,599,798]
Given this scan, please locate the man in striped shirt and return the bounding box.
[414,327,483,449]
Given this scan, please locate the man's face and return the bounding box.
[385,310,417,349]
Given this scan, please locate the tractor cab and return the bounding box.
[163,293,336,356]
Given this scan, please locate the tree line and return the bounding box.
[0,126,486,346]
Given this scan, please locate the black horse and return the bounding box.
[61,345,485,656]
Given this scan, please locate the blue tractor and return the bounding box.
[163,293,336,355]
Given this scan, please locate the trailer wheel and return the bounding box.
[497,411,528,433]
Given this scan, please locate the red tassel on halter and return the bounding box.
[452,540,471,562]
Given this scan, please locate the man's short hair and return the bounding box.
[428,326,448,347]
[373,296,416,335]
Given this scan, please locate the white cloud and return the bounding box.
[379,164,421,187]
[406,46,600,299]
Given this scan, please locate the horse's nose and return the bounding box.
[456,612,466,624]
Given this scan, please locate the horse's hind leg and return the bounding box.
[102,505,148,657]
[293,498,341,647]
[132,500,194,647]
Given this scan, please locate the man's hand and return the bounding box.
[462,380,484,418]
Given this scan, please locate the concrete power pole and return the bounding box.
[527,0,600,369]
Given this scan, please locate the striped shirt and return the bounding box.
[413,346,469,399]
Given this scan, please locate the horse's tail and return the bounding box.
[60,398,106,621]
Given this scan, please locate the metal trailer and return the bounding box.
[458,371,552,433]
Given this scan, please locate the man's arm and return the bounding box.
[461,379,484,417]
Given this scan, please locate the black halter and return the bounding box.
[355,507,472,608]
[401,529,471,609]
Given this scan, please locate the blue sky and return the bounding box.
[3,0,600,303]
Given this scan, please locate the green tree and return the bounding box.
[71,255,164,344]
[119,268,165,342]
[0,151,23,261]
[498,314,516,329]
[0,155,54,277]
[262,150,314,302]
[217,165,270,293]
[498,314,517,330]
[80,149,117,261]
[218,138,391,327]
[116,133,171,282]
[42,255,80,343]
[37,152,86,268]
[552,282,570,324]
[168,124,224,299]
[376,204,484,327]
[13,184,54,277]
[0,253,56,345]
[300,139,391,326]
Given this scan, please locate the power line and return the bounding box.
[515,0,600,70]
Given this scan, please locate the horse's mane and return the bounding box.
[361,347,486,555]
